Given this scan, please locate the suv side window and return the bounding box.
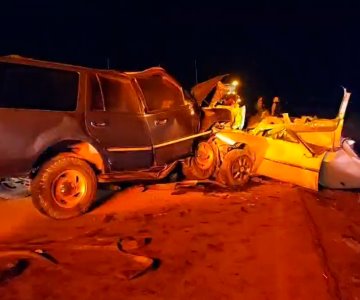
[97,75,141,113]
[137,74,184,112]
[0,62,78,111]
[89,74,104,111]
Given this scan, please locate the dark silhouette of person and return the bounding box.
[271,96,282,116]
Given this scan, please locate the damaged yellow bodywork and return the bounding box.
[215,129,326,190]
[214,88,351,190]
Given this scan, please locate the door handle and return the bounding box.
[155,119,168,126]
[90,121,108,128]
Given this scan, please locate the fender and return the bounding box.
[31,139,110,176]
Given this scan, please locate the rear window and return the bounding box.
[137,74,184,112]
[0,62,79,111]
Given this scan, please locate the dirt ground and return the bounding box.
[0,179,360,300]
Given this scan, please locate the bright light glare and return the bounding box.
[216,133,236,145]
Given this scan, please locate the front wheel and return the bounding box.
[216,148,253,187]
[31,155,97,219]
[182,141,218,180]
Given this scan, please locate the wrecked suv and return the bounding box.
[0,56,230,219]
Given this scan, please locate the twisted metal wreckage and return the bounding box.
[213,87,359,191]
[0,83,357,197]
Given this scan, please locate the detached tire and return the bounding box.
[31,155,97,219]
[217,148,253,187]
[182,141,218,180]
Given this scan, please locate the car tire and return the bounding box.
[217,148,253,187]
[182,141,218,180]
[31,155,97,219]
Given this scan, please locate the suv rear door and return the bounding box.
[85,73,153,171]
[136,73,200,166]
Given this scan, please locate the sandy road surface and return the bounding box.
[0,180,359,299]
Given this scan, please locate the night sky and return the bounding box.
[1,1,359,119]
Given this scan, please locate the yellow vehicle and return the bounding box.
[212,88,354,191]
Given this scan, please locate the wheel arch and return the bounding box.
[30,139,109,178]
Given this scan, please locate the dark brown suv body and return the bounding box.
[0,55,230,218]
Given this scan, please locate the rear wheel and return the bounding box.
[31,155,97,219]
[182,141,218,180]
[217,148,253,187]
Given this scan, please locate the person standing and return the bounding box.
[256,96,270,118]
[271,96,282,116]
[247,96,270,128]
[231,95,246,130]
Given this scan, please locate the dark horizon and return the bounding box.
[1,1,359,118]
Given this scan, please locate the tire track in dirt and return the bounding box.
[298,189,342,300]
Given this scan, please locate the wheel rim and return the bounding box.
[231,155,252,184]
[51,170,88,209]
[194,142,215,170]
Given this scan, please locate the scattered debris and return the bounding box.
[0,177,31,199]
[0,237,160,282]
[205,192,230,198]
[118,237,152,252]
[179,209,191,217]
[144,208,171,220]
[241,206,249,213]
[207,243,224,252]
[34,249,59,264]
[104,184,122,191]
[251,177,266,184]
[0,249,58,285]
[82,228,106,238]
[175,180,228,190]
[342,235,360,253]
[0,249,58,265]
[0,259,29,285]
[145,183,177,191]
[129,185,149,193]
[173,179,234,197]
[103,213,117,223]
[129,184,149,192]
[117,237,160,280]
[140,185,148,192]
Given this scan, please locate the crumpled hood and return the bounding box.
[191,74,229,105]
